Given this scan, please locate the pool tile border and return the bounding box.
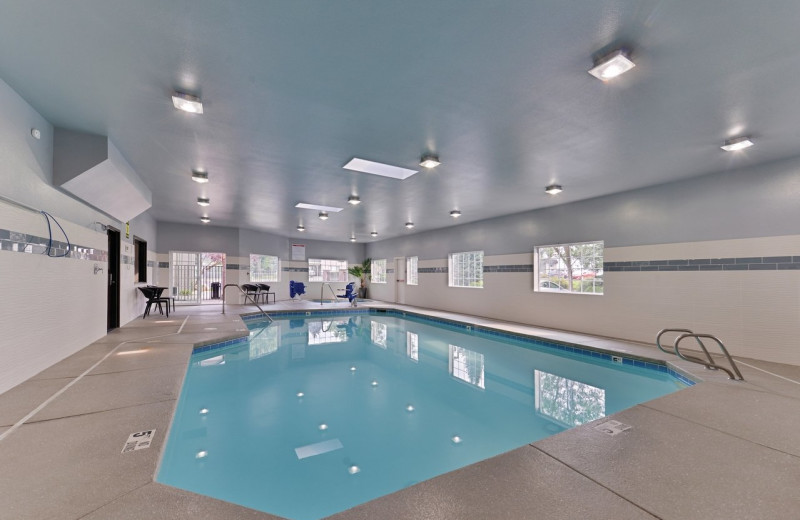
[233,308,695,386]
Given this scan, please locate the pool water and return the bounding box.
[158,313,686,520]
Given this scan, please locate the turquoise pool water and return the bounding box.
[158,312,686,519]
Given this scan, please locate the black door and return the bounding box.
[107,227,121,330]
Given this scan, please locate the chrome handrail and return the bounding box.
[675,333,744,380]
[320,283,339,305]
[656,328,743,380]
[656,328,716,367]
[222,283,272,322]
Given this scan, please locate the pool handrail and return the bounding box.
[222,283,272,322]
[656,328,743,380]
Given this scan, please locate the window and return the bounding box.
[308,319,349,345]
[535,241,603,294]
[534,370,605,427]
[134,237,147,283]
[250,254,280,282]
[371,321,387,348]
[406,331,418,361]
[308,258,348,282]
[449,345,485,389]
[372,259,387,283]
[406,256,418,285]
[448,251,483,288]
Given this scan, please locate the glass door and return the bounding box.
[170,251,227,305]
[170,251,201,305]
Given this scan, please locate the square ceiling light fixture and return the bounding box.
[588,49,635,81]
[419,154,441,168]
[343,158,418,180]
[721,136,754,151]
[295,203,344,212]
[191,170,209,183]
[172,91,204,114]
[545,184,563,195]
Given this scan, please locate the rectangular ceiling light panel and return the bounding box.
[295,203,344,212]
[343,158,418,180]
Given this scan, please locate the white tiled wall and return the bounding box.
[0,204,108,394]
[374,237,800,366]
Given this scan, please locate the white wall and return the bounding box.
[0,76,157,395]
[367,161,800,367]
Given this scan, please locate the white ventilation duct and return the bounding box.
[54,128,151,222]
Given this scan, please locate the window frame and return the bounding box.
[308,258,349,282]
[406,256,418,285]
[249,254,280,282]
[372,259,387,284]
[534,241,604,295]
[448,250,484,288]
[133,237,147,283]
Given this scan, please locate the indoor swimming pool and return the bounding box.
[157,311,689,520]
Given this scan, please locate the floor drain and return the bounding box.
[594,420,632,436]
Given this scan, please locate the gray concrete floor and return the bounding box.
[1,299,799,520]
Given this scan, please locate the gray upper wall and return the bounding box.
[158,223,365,263]
[366,155,800,259]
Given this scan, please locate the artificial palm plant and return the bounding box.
[348,258,372,297]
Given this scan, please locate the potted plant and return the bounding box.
[348,258,372,299]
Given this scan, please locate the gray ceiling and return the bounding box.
[2,1,799,242]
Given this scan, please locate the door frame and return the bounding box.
[107,227,121,330]
[394,256,406,304]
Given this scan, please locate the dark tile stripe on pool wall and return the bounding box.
[604,255,800,271]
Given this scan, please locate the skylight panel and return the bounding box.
[343,158,418,180]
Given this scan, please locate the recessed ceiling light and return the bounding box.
[344,158,418,180]
[405,222,414,229]
[545,184,563,195]
[197,197,210,206]
[172,91,204,114]
[350,236,357,242]
[200,216,211,223]
[721,136,754,151]
[347,195,361,205]
[318,211,329,220]
[191,170,209,183]
[297,224,305,232]
[588,49,635,81]
[370,231,378,237]
[420,154,441,168]
[295,203,343,212]
[449,210,461,218]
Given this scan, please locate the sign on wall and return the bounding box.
[291,243,305,261]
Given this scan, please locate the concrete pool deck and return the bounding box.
[1,299,799,519]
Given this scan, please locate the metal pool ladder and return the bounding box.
[320,283,338,305]
[656,328,743,380]
[222,283,272,322]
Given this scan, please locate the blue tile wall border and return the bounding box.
[605,255,800,271]
[235,308,695,386]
